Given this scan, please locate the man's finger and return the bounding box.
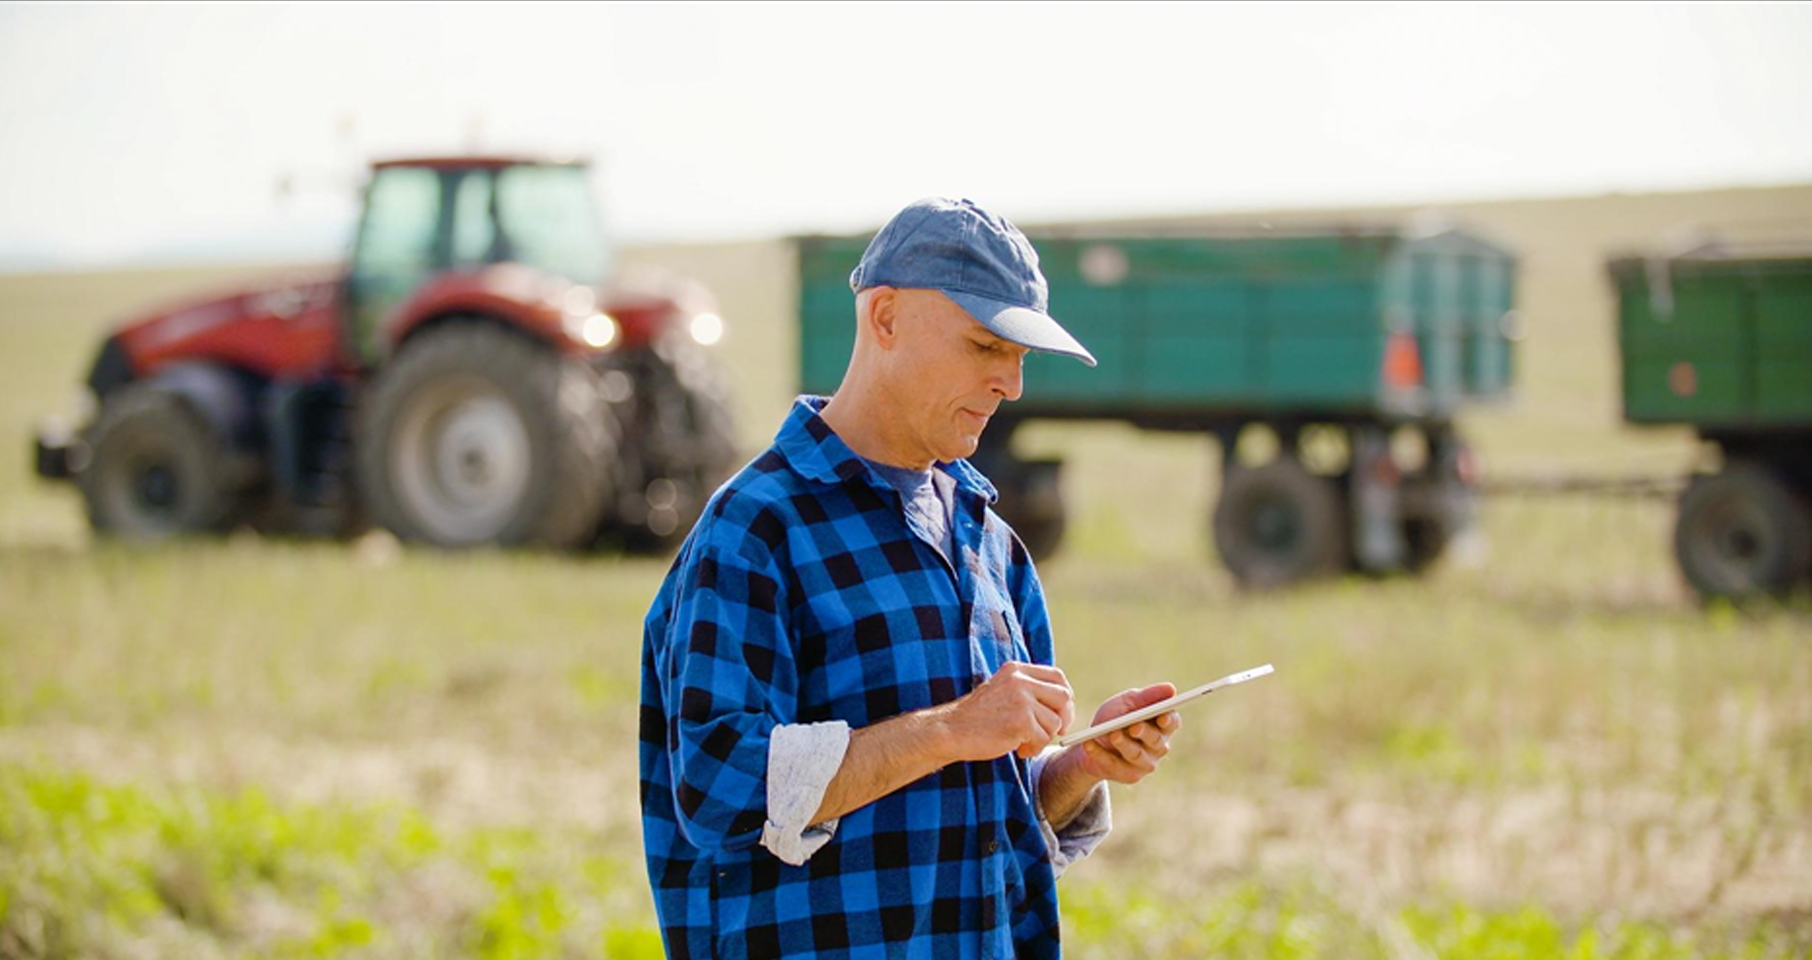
[1022,677,1075,713]
[1133,727,1171,760]
[1081,718,1175,783]
[1024,675,1073,703]
[1023,700,1063,752]
[1081,740,1119,774]
[1121,682,1177,712]
[1094,682,1178,724]
[1109,738,1158,775]
[1084,739,1139,778]
[1017,700,1065,758]
[1009,662,1070,686]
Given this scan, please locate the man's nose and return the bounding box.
[994,354,1024,402]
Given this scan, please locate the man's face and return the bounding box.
[881,288,1030,465]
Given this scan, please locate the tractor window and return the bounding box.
[494,165,608,286]
[450,170,500,267]
[353,167,442,275]
[346,166,445,366]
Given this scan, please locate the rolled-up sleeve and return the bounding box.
[1028,752,1112,878]
[661,527,803,856]
[761,720,851,865]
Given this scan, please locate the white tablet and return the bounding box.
[1053,663,1274,749]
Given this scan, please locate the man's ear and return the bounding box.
[862,287,900,349]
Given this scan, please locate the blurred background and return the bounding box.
[2,3,1809,958]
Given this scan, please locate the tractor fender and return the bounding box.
[137,362,265,454]
[384,265,589,358]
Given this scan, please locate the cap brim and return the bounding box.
[944,290,1097,367]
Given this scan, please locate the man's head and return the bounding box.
[833,198,1095,468]
[850,286,1030,464]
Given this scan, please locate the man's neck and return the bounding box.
[819,383,934,472]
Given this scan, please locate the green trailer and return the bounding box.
[1609,246,1812,598]
[798,224,1519,585]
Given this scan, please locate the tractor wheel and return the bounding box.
[1673,462,1812,600]
[356,324,614,549]
[80,382,247,540]
[991,459,1067,562]
[652,354,738,547]
[1212,457,1348,588]
[601,353,739,554]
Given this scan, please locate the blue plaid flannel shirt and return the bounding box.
[640,396,1082,959]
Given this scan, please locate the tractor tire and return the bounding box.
[651,353,738,547]
[1212,457,1348,588]
[1673,462,1812,600]
[356,323,614,549]
[80,382,247,540]
[600,351,739,554]
[990,459,1067,562]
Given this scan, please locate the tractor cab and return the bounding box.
[345,158,610,365]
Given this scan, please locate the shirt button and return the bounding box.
[987,840,999,853]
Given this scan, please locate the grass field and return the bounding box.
[3,185,1811,959]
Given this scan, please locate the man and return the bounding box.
[639,197,1181,960]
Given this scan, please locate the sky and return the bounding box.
[1,2,1809,270]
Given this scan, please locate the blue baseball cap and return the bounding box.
[848,197,1097,367]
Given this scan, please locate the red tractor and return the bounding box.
[34,156,738,550]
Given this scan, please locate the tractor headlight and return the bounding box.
[566,311,619,350]
[688,311,724,347]
[582,313,620,349]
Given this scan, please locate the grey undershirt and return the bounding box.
[861,457,957,570]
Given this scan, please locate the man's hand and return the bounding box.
[807,662,1075,827]
[1032,682,1180,831]
[1074,683,1180,785]
[942,662,1075,761]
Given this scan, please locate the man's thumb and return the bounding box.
[1107,682,1177,718]
[1128,682,1177,709]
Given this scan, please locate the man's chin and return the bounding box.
[940,435,982,463]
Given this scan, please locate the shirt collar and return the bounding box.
[776,395,999,503]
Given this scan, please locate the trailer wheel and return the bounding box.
[968,431,1066,562]
[81,383,246,539]
[357,323,614,549]
[1674,462,1812,600]
[1213,458,1348,587]
[1401,516,1450,573]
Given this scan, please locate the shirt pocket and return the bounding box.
[968,568,1029,671]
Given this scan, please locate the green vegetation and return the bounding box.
[1064,879,1806,960]
[0,763,661,959]
[3,760,1803,959]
